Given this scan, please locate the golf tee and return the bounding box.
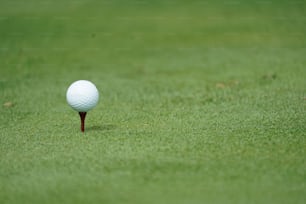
[79,112,87,132]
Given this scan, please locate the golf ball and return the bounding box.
[66,80,99,112]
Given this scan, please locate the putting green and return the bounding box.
[1,1,305,204]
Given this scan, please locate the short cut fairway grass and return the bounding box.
[0,0,305,204]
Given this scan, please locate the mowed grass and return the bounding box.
[0,0,305,204]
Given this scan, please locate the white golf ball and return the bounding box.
[66,80,99,112]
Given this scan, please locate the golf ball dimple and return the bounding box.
[66,80,99,112]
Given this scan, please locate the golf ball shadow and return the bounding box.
[85,124,117,132]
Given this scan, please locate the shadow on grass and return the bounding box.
[86,124,116,132]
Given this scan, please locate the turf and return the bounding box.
[0,0,305,204]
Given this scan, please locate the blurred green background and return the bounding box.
[0,1,305,204]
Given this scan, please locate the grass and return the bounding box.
[0,0,305,204]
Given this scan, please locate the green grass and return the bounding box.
[0,0,305,204]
